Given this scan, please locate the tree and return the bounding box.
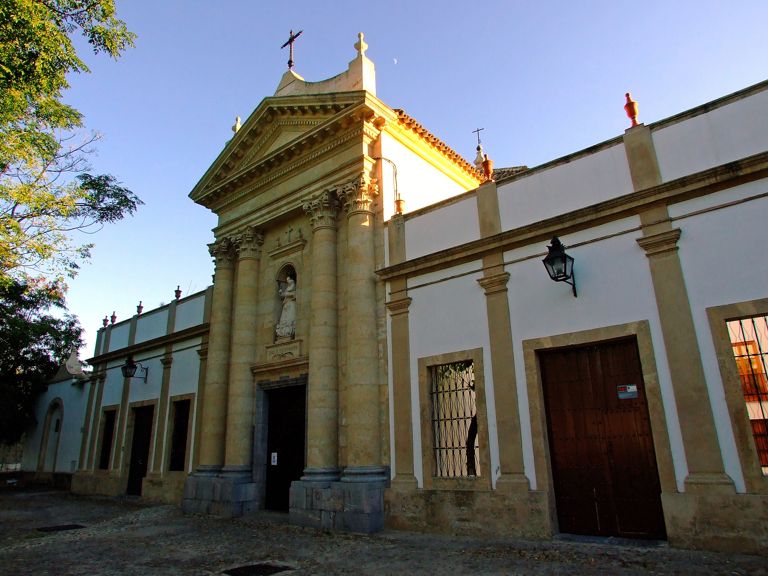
[0,278,82,445]
[0,0,139,281]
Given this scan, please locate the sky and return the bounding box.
[61,0,768,358]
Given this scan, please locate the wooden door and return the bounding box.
[265,385,306,511]
[539,338,666,539]
[126,405,154,496]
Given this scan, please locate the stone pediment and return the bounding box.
[189,93,368,209]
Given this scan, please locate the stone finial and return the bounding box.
[482,154,494,182]
[232,116,241,134]
[624,92,639,127]
[102,316,108,328]
[355,32,368,57]
[474,144,485,172]
[137,301,143,315]
[110,311,117,325]
[175,285,182,300]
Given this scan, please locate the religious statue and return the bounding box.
[275,276,297,340]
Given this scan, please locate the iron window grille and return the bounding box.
[429,360,480,478]
[728,315,768,474]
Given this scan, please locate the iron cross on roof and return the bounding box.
[281,29,304,70]
[472,127,485,147]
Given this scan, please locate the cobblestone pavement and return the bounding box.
[0,490,764,575]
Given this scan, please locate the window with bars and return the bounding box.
[728,315,768,475]
[429,360,480,478]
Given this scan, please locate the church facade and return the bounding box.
[23,35,768,553]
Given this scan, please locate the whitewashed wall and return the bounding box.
[498,143,633,231]
[135,309,169,344]
[107,323,130,351]
[380,132,472,222]
[654,89,768,183]
[170,341,203,396]
[128,353,163,403]
[406,261,498,487]
[175,292,207,332]
[405,197,479,260]
[22,378,88,473]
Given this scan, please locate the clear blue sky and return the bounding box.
[63,0,768,357]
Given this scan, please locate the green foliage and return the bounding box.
[0,0,138,281]
[0,278,82,445]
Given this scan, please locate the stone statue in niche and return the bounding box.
[275,275,296,340]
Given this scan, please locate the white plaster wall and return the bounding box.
[497,143,633,231]
[107,323,130,351]
[135,309,168,344]
[22,379,88,473]
[169,344,202,396]
[672,183,768,492]
[175,292,207,332]
[407,261,500,487]
[380,133,472,222]
[128,353,163,403]
[101,360,126,408]
[405,197,480,260]
[654,89,768,183]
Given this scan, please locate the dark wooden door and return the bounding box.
[265,385,306,511]
[126,405,154,496]
[539,338,666,539]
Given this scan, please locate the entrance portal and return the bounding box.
[264,384,306,511]
[539,337,666,539]
[126,405,154,496]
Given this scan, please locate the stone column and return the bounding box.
[194,238,236,474]
[183,238,236,514]
[302,190,341,481]
[222,226,263,478]
[340,173,384,480]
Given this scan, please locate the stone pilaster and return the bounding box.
[301,190,341,481]
[150,354,173,474]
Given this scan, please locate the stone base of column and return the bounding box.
[290,466,388,533]
[182,465,259,517]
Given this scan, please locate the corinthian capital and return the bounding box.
[339,173,378,214]
[233,226,264,259]
[303,190,340,230]
[208,237,236,268]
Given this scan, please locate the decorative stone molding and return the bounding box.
[340,173,378,214]
[161,355,173,368]
[303,190,340,230]
[265,339,302,362]
[196,345,209,360]
[636,228,682,257]
[477,272,510,295]
[386,297,412,317]
[208,237,236,268]
[233,226,264,260]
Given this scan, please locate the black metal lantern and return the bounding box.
[542,236,577,297]
[121,356,148,382]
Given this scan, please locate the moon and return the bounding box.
[393,58,398,65]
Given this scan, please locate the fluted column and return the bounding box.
[302,191,341,481]
[195,237,236,474]
[340,173,385,481]
[222,226,263,476]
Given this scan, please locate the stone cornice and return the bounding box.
[386,297,412,316]
[87,324,210,366]
[636,228,682,256]
[377,151,768,282]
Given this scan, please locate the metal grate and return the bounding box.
[728,315,768,474]
[429,360,480,478]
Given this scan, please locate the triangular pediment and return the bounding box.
[190,92,366,206]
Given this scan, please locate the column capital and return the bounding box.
[477,272,510,295]
[161,355,173,368]
[637,228,681,257]
[303,190,340,230]
[386,296,412,316]
[208,237,236,268]
[233,226,264,260]
[340,173,378,215]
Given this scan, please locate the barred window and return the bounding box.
[429,360,480,478]
[728,315,768,475]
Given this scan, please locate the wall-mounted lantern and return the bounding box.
[120,356,148,383]
[542,236,577,297]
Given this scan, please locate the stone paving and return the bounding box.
[0,489,765,575]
